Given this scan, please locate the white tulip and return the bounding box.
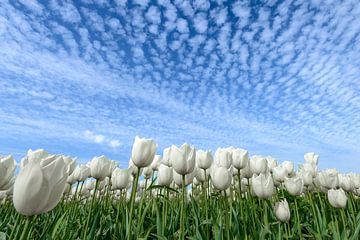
[272,165,287,183]
[13,156,68,216]
[196,150,213,170]
[89,156,112,181]
[299,163,317,177]
[317,169,338,189]
[195,168,207,182]
[304,152,319,165]
[20,149,49,168]
[151,155,162,171]
[328,188,347,208]
[249,156,268,175]
[0,155,16,190]
[162,147,172,167]
[72,164,91,182]
[131,136,157,168]
[62,155,77,176]
[111,168,131,190]
[142,166,153,179]
[274,199,290,222]
[214,148,232,169]
[266,156,277,172]
[338,174,353,192]
[240,162,253,179]
[171,143,196,175]
[299,170,313,186]
[211,166,231,191]
[173,170,194,187]
[349,173,360,189]
[284,176,303,196]
[232,148,249,170]
[157,164,173,186]
[251,173,274,199]
[281,161,294,175]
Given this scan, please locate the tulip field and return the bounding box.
[0,137,360,239]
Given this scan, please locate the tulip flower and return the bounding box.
[299,170,313,186]
[151,155,162,171]
[0,155,16,191]
[142,166,153,179]
[327,188,347,208]
[214,148,232,169]
[111,168,131,190]
[171,143,196,175]
[89,155,112,181]
[62,155,77,176]
[349,173,360,189]
[284,176,304,196]
[281,161,294,176]
[317,169,339,189]
[157,164,173,186]
[272,165,287,183]
[251,173,274,199]
[240,162,253,179]
[162,147,172,167]
[338,174,353,192]
[266,156,277,172]
[13,156,68,216]
[232,148,249,170]
[274,199,291,222]
[304,152,319,165]
[211,166,231,191]
[173,170,194,187]
[196,150,213,170]
[72,164,91,182]
[131,136,157,168]
[20,149,49,168]
[250,155,268,175]
[195,168,207,182]
[299,163,317,177]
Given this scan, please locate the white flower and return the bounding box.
[251,173,274,199]
[0,155,16,191]
[214,148,232,169]
[328,188,347,208]
[131,136,157,168]
[157,164,173,186]
[89,156,112,181]
[249,155,268,175]
[196,150,213,170]
[274,199,290,222]
[111,168,131,190]
[232,148,249,170]
[211,166,232,191]
[171,143,196,175]
[284,176,304,196]
[304,152,319,165]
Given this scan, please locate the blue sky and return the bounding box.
[1,0,360,172]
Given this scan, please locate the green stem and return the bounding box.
[82,179,99,240]
[180,174,186,240]
[127,167,141,239]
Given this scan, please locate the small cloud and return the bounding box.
[84,130,122,148]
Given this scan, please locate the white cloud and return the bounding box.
[84,130,122,148]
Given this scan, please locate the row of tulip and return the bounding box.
[0,136,359,239]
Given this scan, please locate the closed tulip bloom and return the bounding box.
[281,161,294,175]
[299,170,313,186]
[274,199,290,222]
[339,174,353,192]
[214,148,232,169]
[131,136,157,168]
[142,166,153,179]
[173,170,194,187]
[171,143,196,175]
[151,155,162,171]
[284,176,304,196]
[108,160,118,177]
[111,168,131,190]
[232,148,249,170]
[266,156,277,172]
[20,149,49,168]
[304,152,319,165]
[0,155,16,190]
[250,156,268,175]
[196,150,213,170]
[13,156,68,216]
[89,155,112,181]
[318,169,339,189]
[328,188,347,208]
[195,168,207,182]
[157,164,173,186]
[162,147,172,167]
[349,173,360,189]
[73,164,91,182]
[299,163,317,177]
[212,166,231,191]
[251,173,274,199]
[240,162,253,179]
[272,165,287,183]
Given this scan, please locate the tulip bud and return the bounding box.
[13,156,68,216]
[281,161,294,176]
[72,164,91,182]
[251,173,274,199]
[89,155,112,181]
[171,143,196,175]
[232,148,249,170]
[250,156,268,175]
[272,165,287,183]
[304,152,319,165]
[131,136,157,168]
[328,188,347,208]
[151,155,162,171]
[214,148,232,169]
[111,168,131,190]
[0,155,16,191]
[162,147,172,167]
[274,199,290,222]
[284,176,303,196]
[157,164,173,186]
[338,174,353,192]
[211,166,232,191]
[196,150,213,170]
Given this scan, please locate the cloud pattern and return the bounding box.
[0,0,359,171]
